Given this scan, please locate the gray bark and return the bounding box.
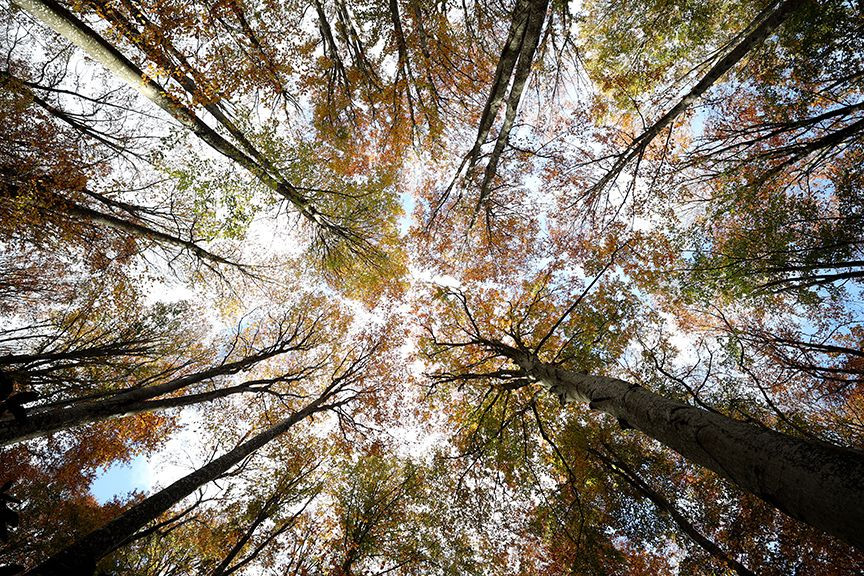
[13,0,324,228]
[476,0,549,210]
[0,379,263,446]
[589,0,802,195]
[0,347,290,446]
[468,0,531,167]
[23,393,333,575]
[511,351,864,549]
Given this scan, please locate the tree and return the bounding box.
[0,303,333,446]
[1,68,248,280]
[22,341,370,575]
[424,286,864,548]
[596,1,799,171]
[12,0,404,277]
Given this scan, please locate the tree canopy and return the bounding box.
[2,0,864,573]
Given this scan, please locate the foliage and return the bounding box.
[2,0,864,574]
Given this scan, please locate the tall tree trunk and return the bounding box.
[589,0,802,195]
[467,0,530,167]
[84,0,288,175]
[0,346,293,446]
[23,392,335,575]
[0,378,270,446]
[475,0,549,212]
[12,0,326,230]
[508,350,864,549]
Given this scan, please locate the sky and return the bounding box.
[90,456,151,504]
[90,405,212,503]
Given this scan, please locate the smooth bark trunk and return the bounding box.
[0,349,288,446]
[468,0,530,165]
[0,379,264,446]
[24,394,331,575]
[589,0,801,194]
[13,0,323,227]
[476,0,549,208]
[511,352,864,549]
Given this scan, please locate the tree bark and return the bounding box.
[509,351,864,549]
[589,0,802,195]
[0,378,270,446]
[467,0,531,166]
[0,346,291,446]
[23,392,333,575]
[13,0,325,228]
[476,0,549,209]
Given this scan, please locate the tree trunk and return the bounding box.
[0,379,264,446]
[12,0,323,227]
[0,348,289,446]
[476,0,549,209]
[23,393,332,575]
[467,0,531,166]
[510,351,864,549]
[589,0,801,194]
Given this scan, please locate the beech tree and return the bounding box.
[0,302,334,446]
[424,286,864,547]
[11,0,405,277]
[1,66,248,279]
[24,359,361,574]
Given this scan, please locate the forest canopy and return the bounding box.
[1,0,864,574]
